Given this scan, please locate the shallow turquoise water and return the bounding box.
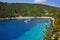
[0,18,51,40]
[13,23,46,40]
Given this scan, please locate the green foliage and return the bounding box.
[0,2,60,18]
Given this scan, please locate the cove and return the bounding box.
[0,18,51,40]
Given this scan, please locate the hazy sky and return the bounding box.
[0,0,60,7]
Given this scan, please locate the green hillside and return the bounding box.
[0,2,60,18]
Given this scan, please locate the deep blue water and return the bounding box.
[0,18,51,40]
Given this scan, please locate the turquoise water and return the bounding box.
[0,18,51,40]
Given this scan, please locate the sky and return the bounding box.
[0,0,60,7]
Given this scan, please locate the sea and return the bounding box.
[0,18,51,40]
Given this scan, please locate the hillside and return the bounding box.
[0,2,60,18]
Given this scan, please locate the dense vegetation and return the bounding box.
[0,2,60,18]
[0,2,60,40]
